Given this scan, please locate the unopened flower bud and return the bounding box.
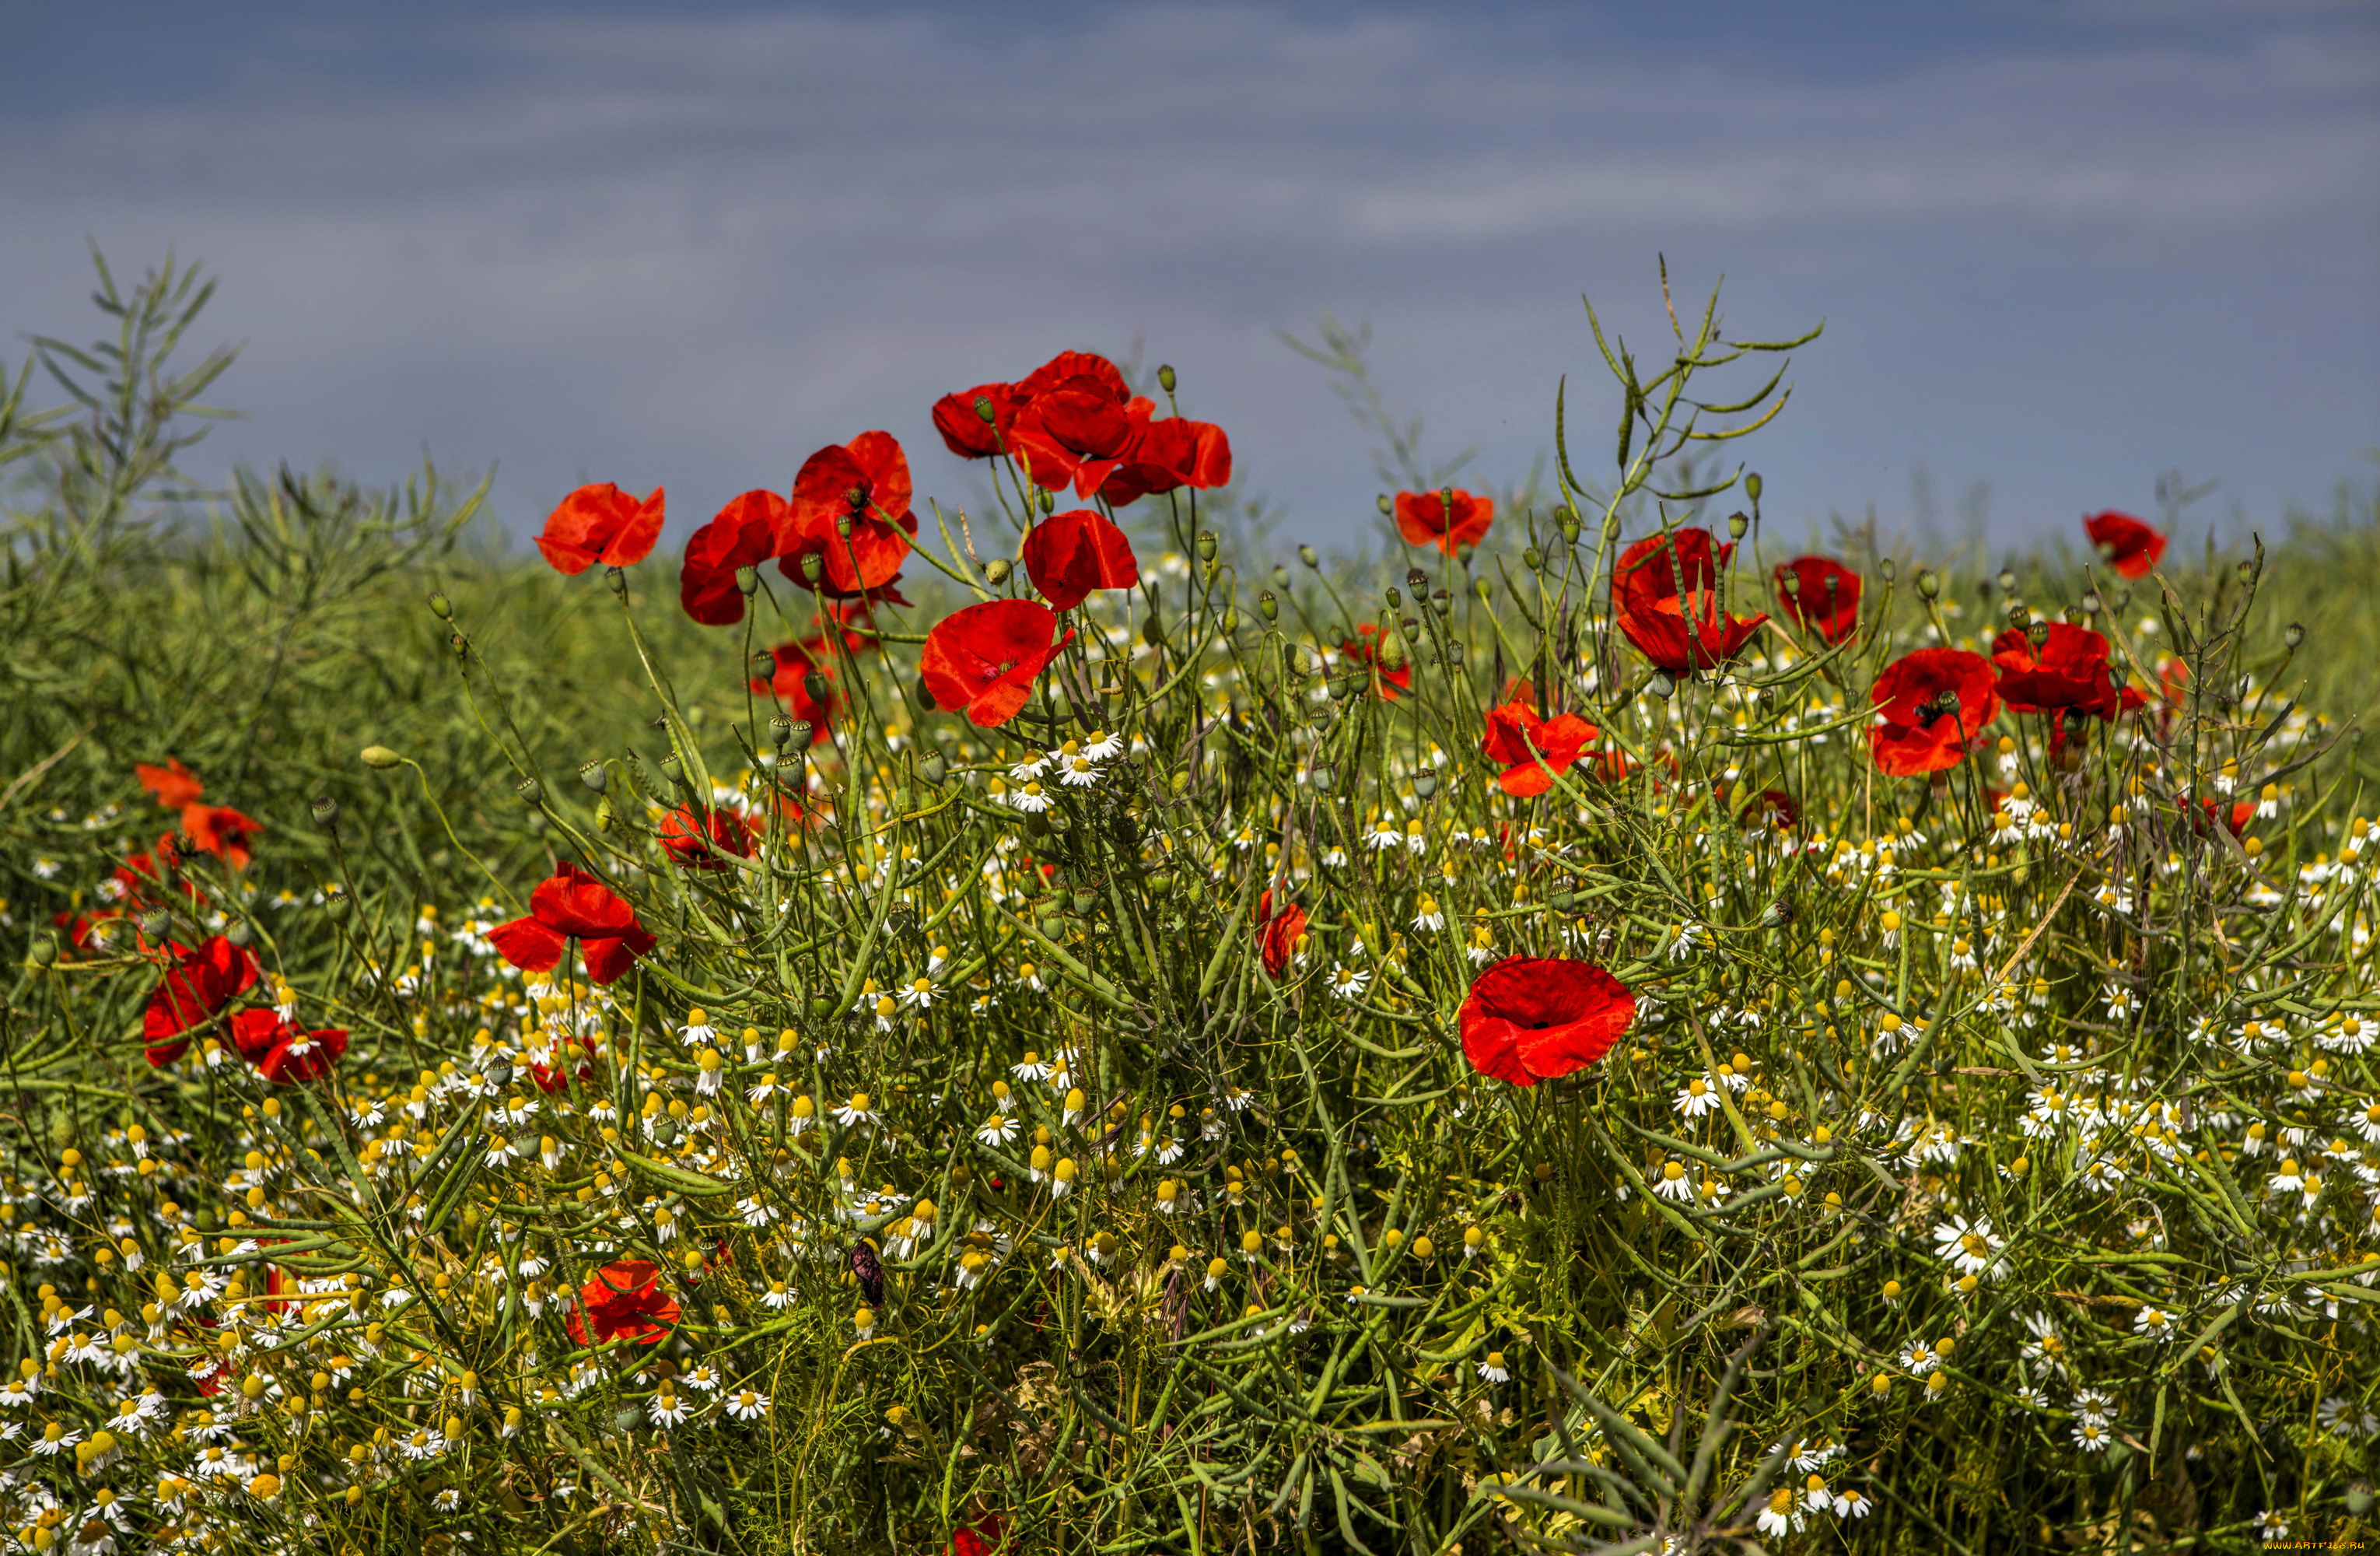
[915,674,937,713]
[225,920,252,948]
[1725,511,1748,541]
[1036,485,1055,516]
[428,591,452,620]
[983,557,1012,586]
[1745,472,1763,504]
[2080,591,2102,615]
[1272,565,1292,589]
[1310,763,1334,792]
[1916,569,1939,601]
[1377,494,1393,516]
[1299,545,1319,569]
[1523,547,1543,570]
[28,936,58,969]
[360,745,402,770]
[797,551,824,585]
[139,908,171,941]
[973,395,996,424]
[1258,591,1277,621]
[1649,669,1678,700]
[1878,559,1896,584]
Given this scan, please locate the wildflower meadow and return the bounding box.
[2,254,2377,1555]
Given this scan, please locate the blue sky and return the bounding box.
[5,1,2374,559]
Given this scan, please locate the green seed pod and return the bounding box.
[1272,566,1291,590]
[1523,547,1543,571]
[805,671,829,707]
[797,551,824,585]
[1745,472,1763,504]
[1444,641,1463,667]
[1725,512,1748,541]
[918,752,948,786]
[789,720,814,748]
[974,396,997,424]
[1148,872,1174,896]
[1377,494,1393,516]
[606,566,627,596]
[428,591,453,620]
[1916,569,1940,601]
[311,796,339,827]
[1039,914,1067,940]
[737,564,761,596]
[580,760,609,794]
[1257,591,1277,621]
[1142,615,1164,648]
[1298,545,1319,569]
[1037,486,1055,516]
[324,892,349,920]
[1472,578,1492,602]
[2285,622,2305,650]
[225,920,252,948]
[1412,771,1438,800]
[1558,508,1580,545]
[983,557,1012,587]
[1197,531,1218,562]
[893,787,915,815]
[1157,363,1177,394]
[1310,763,1335,792]
[360,745,402,770]
[517,776,543,807]
[139,907,170,941]
[769,716,794,750]
[2079,591,2102,615]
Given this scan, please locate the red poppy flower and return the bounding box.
[567,1260,680,1347]
[919,600,1075,728]
[658,805,758,871]
[180,804,263,870]
[1010,379,1152,498]
[1617,591,1769,672]
[2084,510,2166,579]
[781,432,919,596]
[932,383,1021,459]
[1990,623,2143,723]
[1097,417,1233,506]
[488,863,657,986]
[1868,649,2002,776]
[535,483,666,575]
[1458,955,1636,1087]
[229,1008,349,1085]
[1256,896,1307,980]
[1612,528,1732,618]
[681,490,793,626]
[1741,788,1799,831]
[1480,699,1600,797]
[142,934,260,1067]
[950,1518,1006,1556]
[1772,556,1862,645]
[1393,489,1494,555]
[137,758,205,810]
[1339,624,1412,701]
[1021,508,1139,612]
[751,640,839,741]
[2176,794,2256,839]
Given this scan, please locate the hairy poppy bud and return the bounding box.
[1157,363,1177,394]
[1725,511,1748,541]
[1298,545,1319,569]
[736,564,760,596]
[606,566,626,596]
[2285,622,2305,650]
[310,796,338,827]
[360,746,401,770]
[983,557,1011,586]
[1472,578,1492,602]
[1916,569,1939,601]
[1376,493,1394,516]
[1649,669,1678,700]
[1258,590,1277,621]
[579,759,608,794]
[1378,629,1408,671]
[1745,472,1763,504]
[428,591,452,620]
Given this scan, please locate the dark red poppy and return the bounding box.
[535,484,666,575]
[751,640,839,741]
[1393,489,1494,555]
[919,600,1075,729]
[229,1008,349,1085]
[567,1260,680,1347]
[1612,528,1732,618]
[1339,624,1412,701]
[932,384,1022,460]
[782,432,919,596]
[1097,417,1233,506]
[658,805,758,871]
[1617,591,1769,672]
[1255,895,1307,980]
[1458,956,1636,1087]
[488,863,657,986]
[950,1517,1006,1556]
[2176,794,2256,839]
[1480,700,1601,797]
[180,804,263,870]
[1021,508,1139,612]
[1010,377,1151,498]
[136,759,205,810]
[1868,648,2002,776]
[681,490,793,627]
[2084,510,2166,580]
[1991,623,2144,724]
[1772,556,1862,645]
[142,935,260,1067]
[1741,788,1799,831]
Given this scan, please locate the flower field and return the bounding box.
[2,258,2378,1555]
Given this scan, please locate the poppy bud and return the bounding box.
[736,564,760,596]
[517,776,542,806]
[1378,630,1408,672]
[1996,569,2018,594]
[1299,545,1319,569]
[1433,588,1452,616]
[1725,511,1748,541]
[1142,615,1164,648]
[1523,547,1543,571]
[1037,486,1055,516]
[918,752,947,786]
[1649,669,1678,700]
[606,566,627,596]
[1385,586,1402,608]
[1377,494,1392,516]
[1745,472,1763,504]
[2285,622,2305,650]
[1157,363,1177,393]
[1559,508,1580,545]
[1878,559,1896,584]
[1258,591,1277,621]
[139,908,171,941]
[1272,566,1292,589]
[804,671,829,707]
[360,745,402,770]
[652,1118,680,1148]
[2028,620,2050,648]
[28,936,57,969]
[983,558,1011,586]
[797,551,824,586]
[1472,578,1492,602]
[973,395,997,424]
[428,591,452,619]
[578,759,608,794]
[225,920,252,948]
[915,674,936,713]
[789,720,814,747]
[311,796,339,827]
[1412,771,1437,799]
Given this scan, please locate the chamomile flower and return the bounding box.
[1476,1351,1511,1384]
